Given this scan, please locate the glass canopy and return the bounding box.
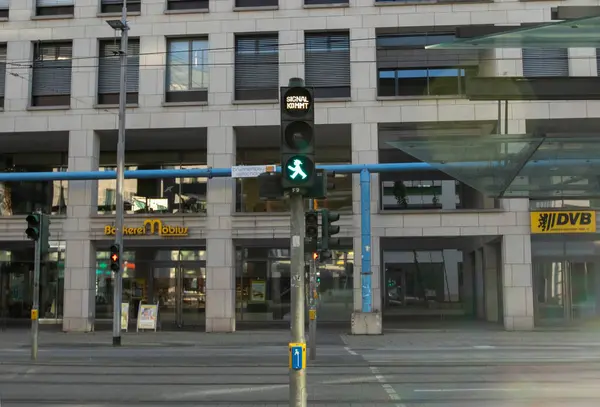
[425,16,600,49]
[386,134,600,199]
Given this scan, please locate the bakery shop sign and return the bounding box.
[104,219,188,237]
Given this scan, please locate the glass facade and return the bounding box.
[532,235,600,325]
[95,248,206,327]
[97,151,207,215]
[0,153,68,216]
[235,247,353,322]
[0,243,64,321]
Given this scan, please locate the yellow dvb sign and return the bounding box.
[531,211,596,234]
[104,219,189,237]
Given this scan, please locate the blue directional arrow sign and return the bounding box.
[291,345,303,370]
[289,343,306,370]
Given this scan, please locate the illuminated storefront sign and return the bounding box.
[104,219,189,237]
[531,211,596,234]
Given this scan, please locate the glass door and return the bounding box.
[152,262,205,328]
[567,261,596,321]
[179,263,206,326]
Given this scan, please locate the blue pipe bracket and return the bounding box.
[359,169,372,313]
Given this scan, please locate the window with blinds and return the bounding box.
[0,45,5,108]
[0,0,9,18]
[31,42,73,107]
[522,48,569,77]
[304,0,348,5]
[235,0,278,7]
[166,38,209,103]
[376,32,479,97]
[235,34,278,101]
[100,0,141,13]
[305,32,350,99]
[167,0,209,10]
[36,0,74,16]
[97,39,140,105]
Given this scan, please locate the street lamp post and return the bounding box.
[106,1,129,347]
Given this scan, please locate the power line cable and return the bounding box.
[2,54,596,71]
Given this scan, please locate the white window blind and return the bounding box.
[0,46,6,98]
[0,0,9,9]
[37,0,74,6]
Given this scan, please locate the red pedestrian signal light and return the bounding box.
[110,244,120,272]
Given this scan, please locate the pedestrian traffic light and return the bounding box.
[321,209,340,251]
[25,213,41,241]
[280,79,315,191]
[110,244,120,272]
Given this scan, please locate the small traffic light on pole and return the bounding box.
[280,78,315,191]
[110,244,120,272]
[26,213,41,241]
[305,211,319,252]
[321,209,340,252]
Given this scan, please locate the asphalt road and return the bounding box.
[1,330,600,406]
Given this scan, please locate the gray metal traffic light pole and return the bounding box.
[290,192,307,407]
[110,0,129,347]
[308,200,317,361]
[31,212,42,361]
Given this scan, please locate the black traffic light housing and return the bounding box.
[305,211,318,253]
[110,244,120,272]
[26,213,41,241]
[280,79,315,191]
[321,209,340,252]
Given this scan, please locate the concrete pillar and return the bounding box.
[205,126,236,332]
[483,243,499,323]
[462,251,475,315]
[474,248,485,320]
[350,119,381,334]
[63,130,99,332]
[502,233,534,331]
[443,249,460,302]
[440,181,456,210]
[279,30,303,86]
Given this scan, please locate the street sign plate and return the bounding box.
[232,165,275,179]
[289,343,306,370]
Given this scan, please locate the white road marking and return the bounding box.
[164,384,288,400]
[344,346,358,356]
[369,366,406,407]
[414,386,600,393]
[472,345,495,349]
[415,388,519,393]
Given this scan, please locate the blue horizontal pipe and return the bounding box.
[0,159,598,182]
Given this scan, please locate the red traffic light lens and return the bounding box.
[111,254,119,262]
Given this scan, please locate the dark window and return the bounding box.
[36,0,74,16]
[100,0,141,13]
[235,0,278,7]
[166,38,209,103]
[304,0,348,4]
[0,45,5,108]
[31,42,73,107]
[376,32,479,97]
[305,32,350,99]
[0,0,7,18]
[235,34,279,101]
[98,39,140,105]
[523,48,569,77]
[167,0,209,10]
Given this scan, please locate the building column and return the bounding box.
[443,249,460,302]
[62,130,99,332]
[205,126,236,333]
[350,120,381,334]
[483,243,500,323]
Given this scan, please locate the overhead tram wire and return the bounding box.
[2,54,594,72]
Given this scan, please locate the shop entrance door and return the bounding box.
[533,260,598,324]
[152,261,206,328]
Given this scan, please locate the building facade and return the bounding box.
[1,0,600,333]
